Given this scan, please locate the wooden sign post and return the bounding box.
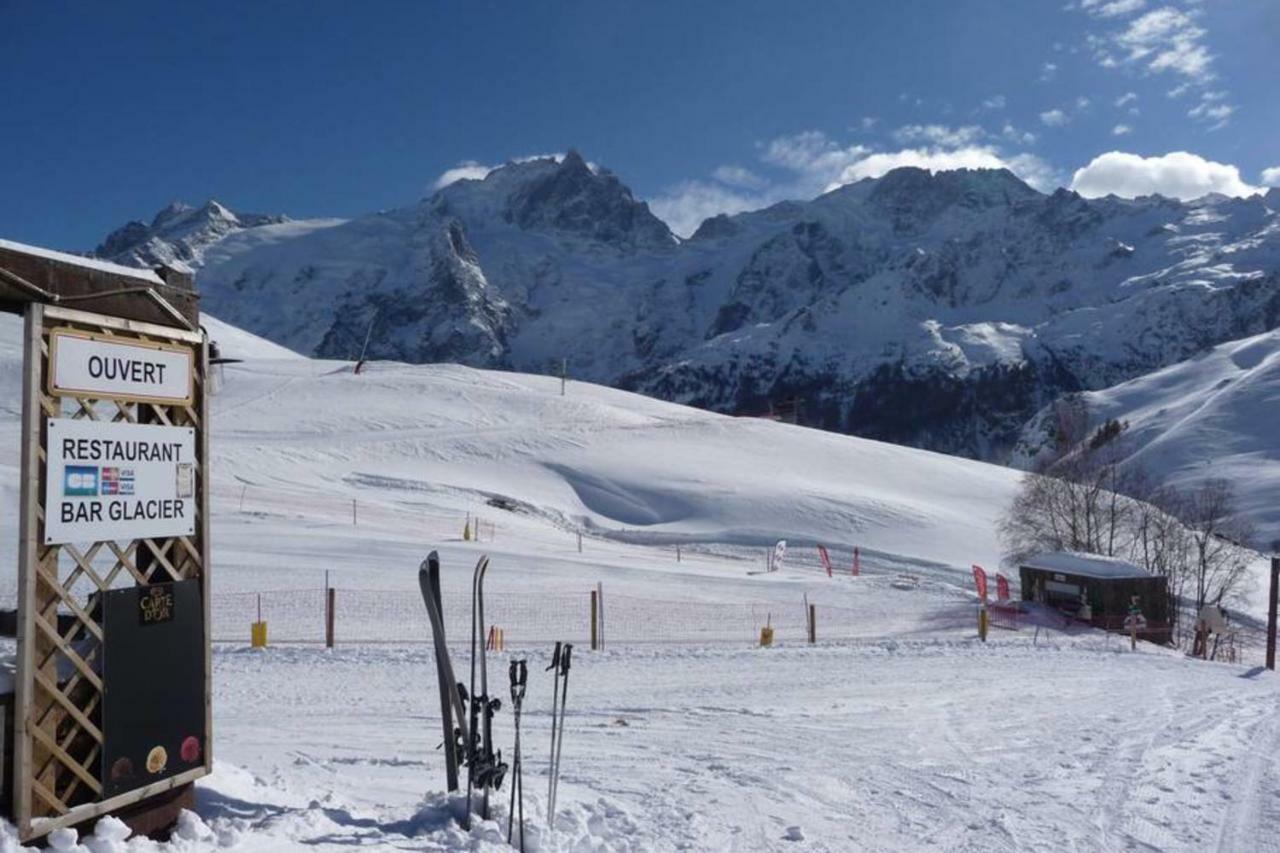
[1,241,212,843]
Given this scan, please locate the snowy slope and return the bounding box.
[205,358,1022,572]
[3,317,1280,851]
[1017,327,1280,546]
[97,160,1280,463]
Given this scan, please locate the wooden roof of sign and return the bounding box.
[0,238,198,329]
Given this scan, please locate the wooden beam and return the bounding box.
[14,302,44,835]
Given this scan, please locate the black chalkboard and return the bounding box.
[101,580,205,799]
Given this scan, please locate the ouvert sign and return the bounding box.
[43,418,196,545]
[49,327,193,405]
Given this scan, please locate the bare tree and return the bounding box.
[1003,423,1140,565]
[1181,479,1256,611]
[1125,472,1194,635]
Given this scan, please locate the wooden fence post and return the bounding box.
[1267,556,1278,671]
[590,588,598,651]
[326,587,336,649]
[597,582,605,649]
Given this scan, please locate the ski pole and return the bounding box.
[545,642,562,817]
[549,643,573,823]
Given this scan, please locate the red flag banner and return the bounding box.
[996,573,1010,601]
[817,545,832,577]
[972,565,989,601]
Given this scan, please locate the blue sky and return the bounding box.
[1,0,1276,247]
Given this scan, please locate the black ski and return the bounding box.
[418,552,469,792]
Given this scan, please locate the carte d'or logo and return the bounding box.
[139,585,175,625]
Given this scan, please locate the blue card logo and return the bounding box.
[64,465,99,497]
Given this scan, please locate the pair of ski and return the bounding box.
[419,551,507,831]
[420,551,573,847]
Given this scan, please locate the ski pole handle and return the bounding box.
[560,644,573,674]
[510,659,527,700]
[547,641,562,671]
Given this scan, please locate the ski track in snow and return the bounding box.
[190,642,1280,852]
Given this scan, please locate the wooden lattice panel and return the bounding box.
[14,304,212,839]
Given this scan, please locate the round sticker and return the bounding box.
[110,757,133,781]
[180,736,201,763]
[146,746,168,775]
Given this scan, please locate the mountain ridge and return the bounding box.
[92,155,1280,463]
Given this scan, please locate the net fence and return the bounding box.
[211,587,976,647]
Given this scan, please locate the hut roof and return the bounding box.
[1022,551,1153,580]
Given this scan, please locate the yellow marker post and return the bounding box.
[251,593,268,647]
[759,614,774,648]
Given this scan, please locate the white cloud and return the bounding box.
[1114,8,1213,82]
[1261,167,1280,188]
[859,116,879,131]
[432,161,495,190]
[1082,0,1146,18]
[981,94,1007,111]
[891,124,985,147]
[711,165,768,190]
[1002,123,1037,146]
[1188,90,1234,129]
[1040,109,1069,127]
[430,152,576,190]
[1070,151,1260,200]
[761,131,871,177]
[650,127,1061,236]
[1075,96,1092,110]
[1115,92,1138,107]
[1112,124,1133,135]
[1084,4,1230,117]
[647,181,772,239]
[1040,62,1059,81]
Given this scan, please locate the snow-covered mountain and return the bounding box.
[95,155,1280,461]
[95,199,295,270]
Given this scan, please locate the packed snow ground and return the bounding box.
[1,315,1278,851]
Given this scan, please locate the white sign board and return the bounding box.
[50,329,193,405]
[44,418,196,545]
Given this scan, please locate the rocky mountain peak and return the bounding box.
[94,199,286,269]
[868,167,1036,213]
[501,149,674,250]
